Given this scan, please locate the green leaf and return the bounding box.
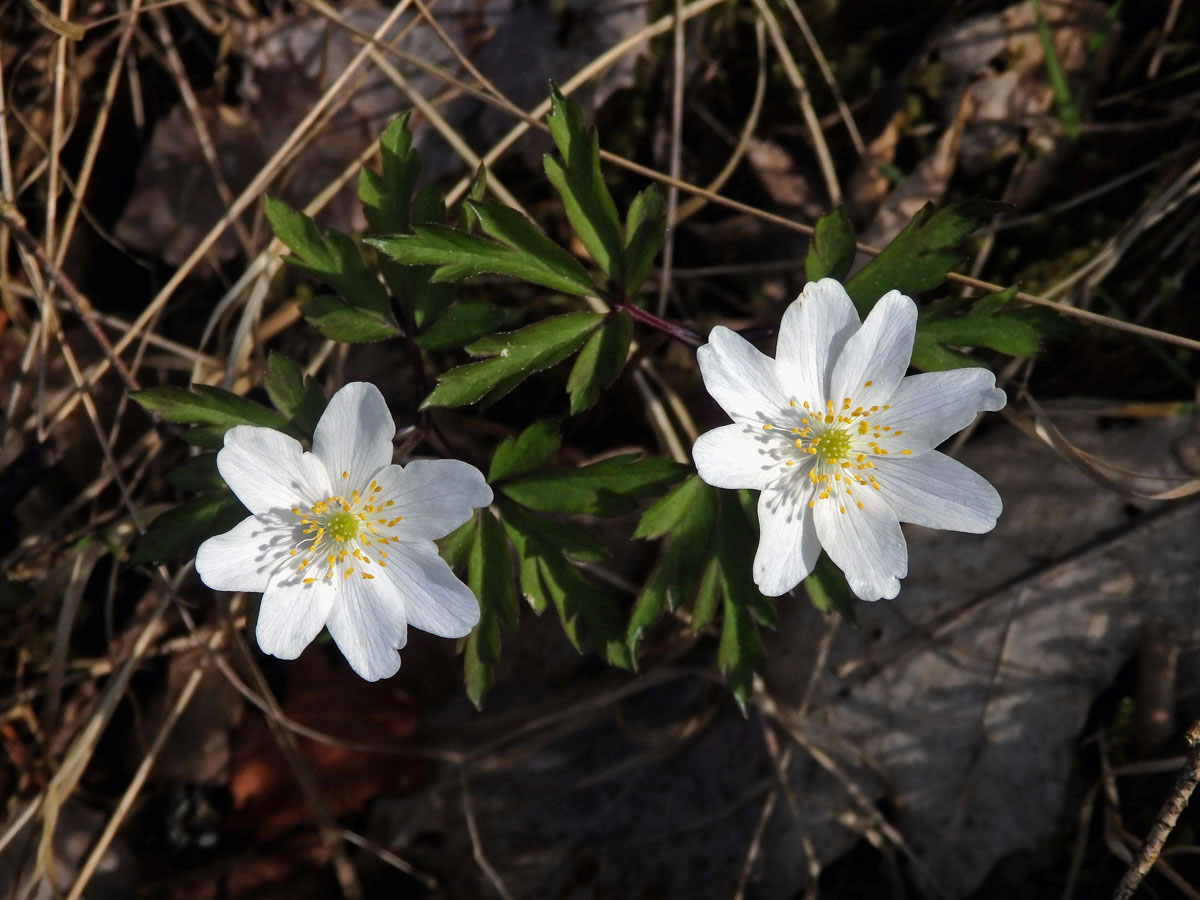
[627,476,718,656]
[367,220,598,298]
[358,113,421,234]
[181,425,231,450]
[718,592,765,712]
[415,300,509,351]
[437,518,477,572]
[301,293,402,343]
[805,206,856,282]
[690,557,721,631]
[489,420,562,483]
[500,454,688,517]
[844,200,1008,315]
[622,185,665,296]
[502,510,631,667]
[910,285,1057,371]
[716,495,770,710]
[544,84,623,283]
[803,553,858,623]
[461,165,489,234]
[165,454,224,492]
[131,491,246,565]
[633,473,715,539]
[468,201,599,295]
[464,510,519,709]
[132,385,290,430]
[265,196,393,322]
[264,352,326,434]
[421,313,604,409]
[498,500,608,564]
[566,310,633,414]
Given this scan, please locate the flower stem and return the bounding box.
[618,299,703,347]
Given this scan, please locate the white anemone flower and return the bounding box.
[693,278,1006,602]
[196,381,492,680]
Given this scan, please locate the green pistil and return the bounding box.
[326,510,359,542]
[817,428,852,462]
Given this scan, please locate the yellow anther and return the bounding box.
[786,460,795,466]
[900,449,912,455]
[763,424,773,430]
[864,380,873,387]
[342,471,348,479]
[303,578,315,584]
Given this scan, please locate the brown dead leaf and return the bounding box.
[859,90,975,250]
[228,648,423,841]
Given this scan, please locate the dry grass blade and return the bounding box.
[36,592,172,889]
[63,624,227,900]
[1006,394,1200,501]
[750,0,841,205]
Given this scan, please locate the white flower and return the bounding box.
[196,382,492,680]
[693,278,1006,602]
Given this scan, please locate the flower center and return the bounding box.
[758,381,914,515]
[285,477,403,586]
[813,427,851,462]
[326,510,359,542]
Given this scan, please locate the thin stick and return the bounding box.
[53,0,144,267]
[459,767,516,900]
[1112,719,1200,900]
[655,0,686,317]
[750,0,840,204]
[65,628,224,900]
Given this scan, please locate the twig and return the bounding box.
[654,0,686,318]
[1111,719,1200,900]
[459,767,516,900]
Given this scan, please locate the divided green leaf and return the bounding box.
[502,509,631,668]
[714,493,772,710]
[566,310,633,414]
[464,510,519,709]
[544,84,624,284]
[499,453,688,517]
[845,200,1007,314]
[415,300,509,351]
[911,285,1062,371]
[132,385,290,431]
[627,476,719,656]
[301,294,401,343]
[421,313,604,409]
[622,185,665,296]
[357,113,421,234]
[805,206,856,282]
[368,216,597,298]
[264,352,327,434]
[131,491,246,564]
[803,552,857,623]
[265,197,396,339]
[489,420,563,483]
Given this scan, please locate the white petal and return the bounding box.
[373,459,493,542]
[255,572,336,660]
[196,514,293,592]
[217,426,332,514]
[830,290,917,409]
[312,382,396,490]
[753,481,822,596]
[776,279,862,404]
[696,326,791,423]
[813,484,907,601]
[873,451,1001,533]
[880,368,1006,454]
[693,423,786,490]
[325,571,408,681]
[379,542,479,638]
